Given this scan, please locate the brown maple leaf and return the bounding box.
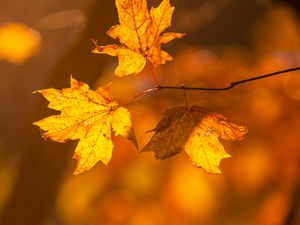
[92,0,184,76]
[33,76,137,174]
[142,106,247,174]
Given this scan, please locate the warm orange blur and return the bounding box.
[0,23,40,64]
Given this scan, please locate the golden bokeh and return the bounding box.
[0,22,40,64]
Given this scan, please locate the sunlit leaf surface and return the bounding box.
[142,106,247,174]
[34,76,137,174]
[92,0,184,76]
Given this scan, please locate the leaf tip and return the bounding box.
[32,89,42,94]
[91,48,100,54]
[32,120,39,126]
[72,167,82,176]
[91,40,106,54]
[239,126,248,139]
[128,129,139,149]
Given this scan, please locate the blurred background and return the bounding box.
[0,0,300,225]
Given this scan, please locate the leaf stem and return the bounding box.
[149,62,161,87]
[182,84,189,108]
[156,66,300,91]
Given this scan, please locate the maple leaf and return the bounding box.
[92,0,184,76]
[33,76,137,175]
[142,106,247,174]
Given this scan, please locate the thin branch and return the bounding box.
[123,66,300,106]
[122,87,159,107]
[157,66,300,91]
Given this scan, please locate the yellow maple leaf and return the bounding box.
[92,0,184,76]
[33,76,137,174]
[142,106,247,174]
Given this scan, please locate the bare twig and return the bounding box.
[157,66,300,91]
[124,66,300,105]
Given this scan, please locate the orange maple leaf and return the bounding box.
[142,106,247,174]
[92,0,184,76]
[33,76,137,174]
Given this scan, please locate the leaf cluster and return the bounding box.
[34,0,247,175]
